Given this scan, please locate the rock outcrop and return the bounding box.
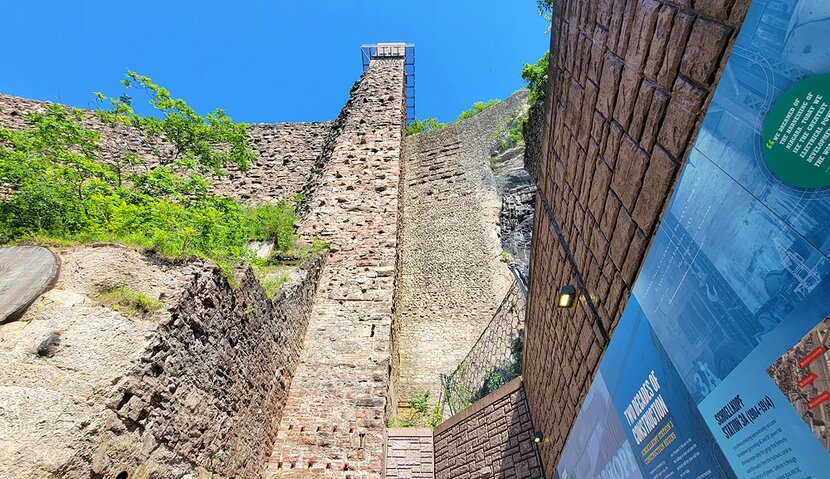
[0,245,323,478]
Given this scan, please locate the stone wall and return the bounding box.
[265,58,406,479]
[522,0,751,473]
[383,429,434,479]
[0,245,323,478]
[0,93,330,204]
[433,378,543,479]
[88,256,323,478]
[393,92,528,407]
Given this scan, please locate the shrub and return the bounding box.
[98,287,162,315]
[522,52,550,105]
[405,117,447,136]
[456,99,500,122]
[388,390,443,428]
[0,73,297,267]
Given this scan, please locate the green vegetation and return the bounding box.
[405,117,447,136]
[406,98,506,137]
[492,113,528,154]
[488,156,501,174]
[479,336,524,397]
[456,99,501,122]
[0,72,298,270]
[443,336,524,414]
[253,265,292,299]
[500,250,510,263]
[387,390,443,428]
[522,52,550,105]
[98,286,162,315]
[537,0,554,30]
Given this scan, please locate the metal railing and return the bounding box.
[441,282,526,416]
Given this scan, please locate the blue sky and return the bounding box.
[0,1,549,124]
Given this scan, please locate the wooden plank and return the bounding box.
[0,245,59,324]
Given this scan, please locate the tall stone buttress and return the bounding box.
[266,58,406,478]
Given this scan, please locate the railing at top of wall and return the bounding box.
[440,282,526,416]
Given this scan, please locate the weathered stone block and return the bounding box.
[613,64,643,129]
[621,228,649,284]
[657,77,707,158]
[588,160,612,221]
[628,79,656,141]
[693,0,734,21]
[640,88,670,152]
[645,4,677,81]
[632,145,678,233]
[603,122,624,169]
[680,18,732,85]
[600,192,622,241]
[625,0,661,69]
[609,208,636,268]
[597,53,624,117]
[610,136,649,212]
[656,12,695,90]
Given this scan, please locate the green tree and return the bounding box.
[537,0,554,27]
[0,73,296,267]
[405,117,447,136]
[522,52,550,105]
[95,71,255,175]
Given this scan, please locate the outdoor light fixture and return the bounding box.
[533,431,544,443]
[557,285,577,308]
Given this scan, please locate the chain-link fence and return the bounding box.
[441,282,526,416]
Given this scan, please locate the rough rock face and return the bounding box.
[266,58,406,479]
[522,101,544,182]
[0,246,178,479]
[0,94,331,204]
[0,245,323,478]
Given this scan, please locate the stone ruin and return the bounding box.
[0,50,537,479]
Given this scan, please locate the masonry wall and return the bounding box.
[266,58,407,479]
[522,0,751,472]
[383,429,434,479]
[433,378,543,479]
[393,94,529,406]
[0,93,330,204]
[69,256,324,479]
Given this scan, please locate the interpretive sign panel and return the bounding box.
[556,1,830,477]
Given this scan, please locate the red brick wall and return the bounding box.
[522,0,751,473]
[266,58,407,478]
[383,429,434,479]
[433,379,543,479]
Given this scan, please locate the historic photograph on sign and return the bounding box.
[767,315,830,451]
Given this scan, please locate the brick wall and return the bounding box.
[383,429,434,479]
[266,58,406,479]
[0,93,330,205]
[433,378,543,479]
[522,0,751,473]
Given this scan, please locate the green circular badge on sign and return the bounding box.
[762,73,830,189]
